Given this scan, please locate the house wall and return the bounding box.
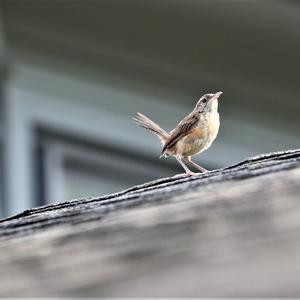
[0,1,299,217]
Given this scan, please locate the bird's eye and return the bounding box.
[202,98,207,103]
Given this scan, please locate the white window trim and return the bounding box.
[40,134,176,204]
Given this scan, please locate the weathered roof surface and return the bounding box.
[0,149,300,297]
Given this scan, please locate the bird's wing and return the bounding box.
[162,114,199,154]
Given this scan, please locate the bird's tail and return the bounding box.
[133,112,170,145]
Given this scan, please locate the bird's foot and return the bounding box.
[173,171,198,178]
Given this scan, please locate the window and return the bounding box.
[37,130,176,205]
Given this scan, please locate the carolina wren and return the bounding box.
[133,91,223,175]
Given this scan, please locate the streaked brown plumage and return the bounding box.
[133,91,223,175]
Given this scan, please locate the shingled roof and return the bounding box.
[0,149,300,297]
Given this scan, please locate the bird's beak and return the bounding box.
[212,91,223,101]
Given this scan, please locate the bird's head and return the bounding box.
[195,91,223,113]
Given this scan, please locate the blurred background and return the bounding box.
[0,0,299,217]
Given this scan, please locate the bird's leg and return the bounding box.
[175,156,197,176]
[183,156,208,173]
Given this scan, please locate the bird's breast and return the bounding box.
[207,112,220,142]
[176,112,220,157]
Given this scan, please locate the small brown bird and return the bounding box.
[133,91,223,175]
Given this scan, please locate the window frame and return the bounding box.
[37,129,177,205]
